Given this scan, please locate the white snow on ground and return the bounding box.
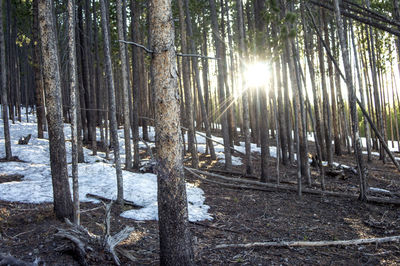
[2,108,398,220]
[0,112,211,221]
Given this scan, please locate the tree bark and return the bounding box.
[117,0,133,169]
[100,0,124,204]
[0,0,12,160]
[67,0,80,225]
[32,0,46,140]
[184,0,216,161]
[209,0,232,170]
[149,0,194,264]
[236,0,252,174]
[177,0,198,169]
[334,0,368,201]
[38,0,73,220]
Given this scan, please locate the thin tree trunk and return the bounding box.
[32,0,46,139]
[209,0,232,170]
[351,22,372,162]
[318,9,333,166]
[184,0,216,160]
[67,0,80,225]
[0,0,12,160]
[236,0,252,174]
[334,0,368,201]
[178,0,198,169]
[325,14,341,156]
[130,0,141,169]
[100,0,124,205]
[116,0,133,169]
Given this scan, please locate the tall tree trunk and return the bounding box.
[184,0,216,160]
[366,0,385,161]
[0,0,12,160]
[254,0,269,182]
[130,0,141,168]
[318,9,333,166]
[117,0,133,169]
[334,0,368,201]
[292,39,310,185]
[325,15,341,156]
[236,0,252,174]
[149,0,194,264]
[99,0,124,204]
[209,0,232,170]
[351,22,372,162]
[67,0,80,225]
[32,0,46,139]
[38,0,73,220]
[177,0,198,168]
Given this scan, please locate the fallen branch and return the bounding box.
[186,168,400,205]
[185,167,273,192]
[85,193,142,209]
[216,235,400,249]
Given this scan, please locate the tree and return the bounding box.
[333,0,368,200]
[177,0,198,169]
[38,0,73,220]
[67,0,80,225]
[209,0,232,170]
[0,0,12,160]
[99,0,124,204]
[236,0,252,174]
[116,0,133,170]
[32,0,46,140]
[149,0,194,264]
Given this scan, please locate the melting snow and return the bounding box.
[0,111,211,221]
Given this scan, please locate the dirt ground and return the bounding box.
[1,143,400,265]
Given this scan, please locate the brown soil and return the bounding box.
[1,143,400,265]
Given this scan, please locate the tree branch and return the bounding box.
[216,235,400,249]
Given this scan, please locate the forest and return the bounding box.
[1,0,400,264]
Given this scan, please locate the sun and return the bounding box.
[244,62,270,88]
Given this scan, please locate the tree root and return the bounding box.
[55,202,135,265]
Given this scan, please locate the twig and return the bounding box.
[86,193,142,209]
[118,40,153,53]
[119,40,220,60]
[185,167,273,193]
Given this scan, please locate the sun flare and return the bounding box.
[244,62,270,88]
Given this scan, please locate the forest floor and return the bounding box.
[1,140,400,265]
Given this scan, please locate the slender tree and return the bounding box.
[333,0,368,200]
[67,0,80,225]
[209,0,232,170]
[100,0,124,204]
[116,0,133,169]
[0,0,11,160]
[236,0,252,174]
[177,0,198,168]
[32,0,46,139]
